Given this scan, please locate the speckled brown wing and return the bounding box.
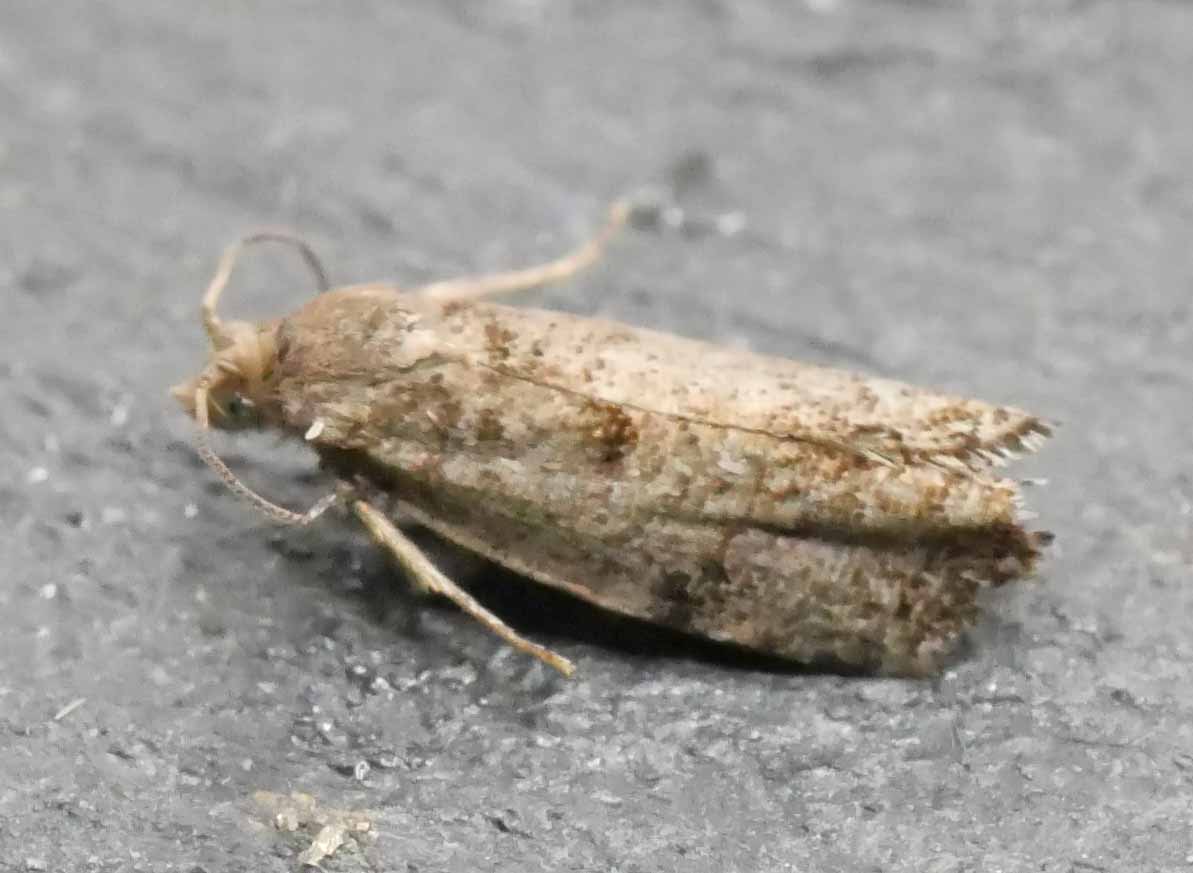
[268,287,1050,674]
[418,292,1052,470]
[317,445,1047,676]
[271,288,1050,536]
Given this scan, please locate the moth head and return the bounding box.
[170,319,277,432]
[171,230,326,431]
[170,230,330,525]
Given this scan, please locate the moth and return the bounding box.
[172,200,1051,677]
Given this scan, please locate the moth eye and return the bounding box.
[227,393,255,419]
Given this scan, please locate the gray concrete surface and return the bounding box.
[2,2,1191,871]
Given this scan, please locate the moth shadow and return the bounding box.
[468,563,861,677]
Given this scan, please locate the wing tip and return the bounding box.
[953,414,1054,470]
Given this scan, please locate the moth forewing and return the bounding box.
[174,201,1051,677]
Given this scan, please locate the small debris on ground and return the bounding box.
[252,790,373,867]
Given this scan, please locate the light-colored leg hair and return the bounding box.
[352,499,575,677]
[411,200,630,304]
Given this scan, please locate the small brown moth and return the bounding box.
[172,200,1051,677]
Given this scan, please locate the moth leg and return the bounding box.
[351,499,576,677]
[412,199,631,303]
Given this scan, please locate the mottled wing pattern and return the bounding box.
[429,296,1051,469]
[271,288,1051,674]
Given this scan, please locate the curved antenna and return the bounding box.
[193,374,337,526]
[413,199,631,303]
[189,229,336,526]
[202,229,330,348]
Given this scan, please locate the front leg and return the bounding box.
[351,499,575,677]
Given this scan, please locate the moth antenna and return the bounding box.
[193,377,336,526]
[202,229,330,349]
[414,199,632,303]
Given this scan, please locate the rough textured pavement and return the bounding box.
[3,2,1192,871]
